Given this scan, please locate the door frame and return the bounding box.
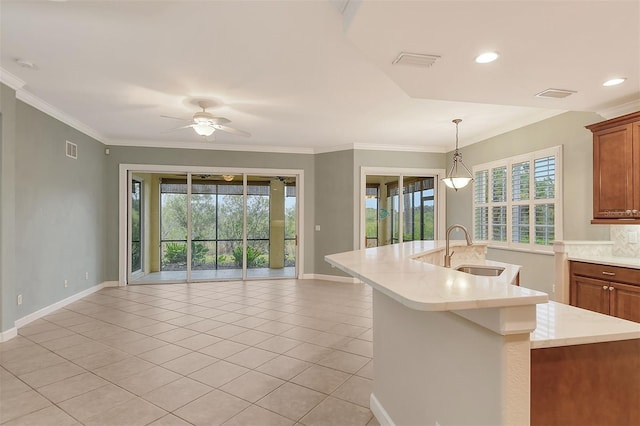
[128,175,144,280]
[359,167,447,249]
[119,164,304,286]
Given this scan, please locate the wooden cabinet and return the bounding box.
[531,338,640,426]
[586,111,640,224]
[570,261,640,322]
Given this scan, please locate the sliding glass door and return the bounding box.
[159,175,188,282]
[130,179,143,274]
[362,170,443,248]
[246,176,297,279]
[127,170,298,284]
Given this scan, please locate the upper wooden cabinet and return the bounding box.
[586,111,640,224]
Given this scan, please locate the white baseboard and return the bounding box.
[102,281,120,287]
[370,393,394,426]
[301,273,360,284]
[0,327,18,343]
[14,282,107,329]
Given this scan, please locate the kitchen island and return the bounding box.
[326,241,640,426]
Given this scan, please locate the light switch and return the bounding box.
[315,225,321,231]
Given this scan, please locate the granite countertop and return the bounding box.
[532,301,640,348]
[325,241,548,312]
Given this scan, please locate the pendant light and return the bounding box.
[442,119,473,191]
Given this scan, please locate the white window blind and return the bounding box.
[472,146,562,251]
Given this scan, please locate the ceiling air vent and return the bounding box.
[535,88,577,99]
[392,52,441,68]
[66,140,77,159]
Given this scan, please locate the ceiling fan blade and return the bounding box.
[212,124,251,137]
[210,117,231,125]
[162,124,194,133]
[160,114,189,121]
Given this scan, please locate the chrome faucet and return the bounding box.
[444,224,473,268]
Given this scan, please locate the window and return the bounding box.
[388,177,435,243]
[472,146,562,250]
[365,185,379,247]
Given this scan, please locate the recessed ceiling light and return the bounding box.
[603,78,626,87]
[475,52,499,64]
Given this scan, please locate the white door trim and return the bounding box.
[359,167,447,249]
[118,163,305,285]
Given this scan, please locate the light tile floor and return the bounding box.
[0,279,380,426]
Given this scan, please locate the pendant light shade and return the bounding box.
[442,119,473,191]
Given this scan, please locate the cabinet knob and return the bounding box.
[609,286,615,291]
[626,210,632,215]
[603,285,609,290]
[633,209,639,215]
[602,271,616,276]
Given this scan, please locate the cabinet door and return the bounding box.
[571,276,609,315]
[593,124,634,218]
[609,282,640,322]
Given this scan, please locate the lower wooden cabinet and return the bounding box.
[531,338,640,426]
[570,261,640,323]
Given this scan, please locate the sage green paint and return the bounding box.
[1,83,17,333]
[445,111,610,294]
[314,150,355,276]
[353,149,446,169]
[103,146,316,280]
[14,101,107,320]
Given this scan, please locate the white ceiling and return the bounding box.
[1,0,638,153]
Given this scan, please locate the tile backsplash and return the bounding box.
[610,225,640,258]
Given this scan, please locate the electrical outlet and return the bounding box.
[17,294,22,305]
[315,225,321,231]
[629,231,638,244]
[85,272,89,280]
[64,279,68,288]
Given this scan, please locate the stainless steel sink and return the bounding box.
[455,265,505,276]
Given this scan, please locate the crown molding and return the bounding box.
[597,99,640,120]
[106,138,316,154]
[353,143,445,153]
[14,89,106,144]
[0,67,25,91]
[108,139,445,155]
[313,143,445,154]
[313,144,355,154]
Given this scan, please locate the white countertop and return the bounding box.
[567,255,640,269]
[325,241,548,312]
[532,301,640,348]
[326,241,640,347]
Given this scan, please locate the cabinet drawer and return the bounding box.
[570,261,640,286]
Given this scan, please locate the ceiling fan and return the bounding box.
[162,101,251,138]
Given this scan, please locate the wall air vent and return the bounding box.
[535,88,577,99]
[392,52,441,68]
[66,140,77,159]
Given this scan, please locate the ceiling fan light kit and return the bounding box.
[442,118,474,191]
[162,100,250,139]
[194,122,215,136]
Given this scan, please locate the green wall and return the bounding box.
[103,146,316,280]
[1,84,17,333]
[314,150,355,276]
[445,111,610,294]
[0,83,108,336]
[14,101,108,320]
